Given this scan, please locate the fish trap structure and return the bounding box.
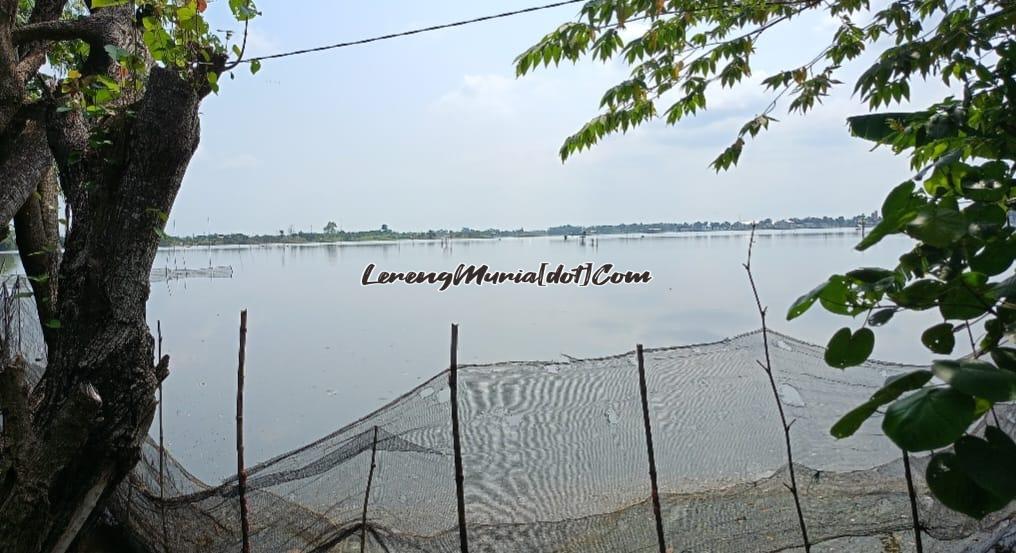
[114,333,1015,553]
[149,265,234,283]
[1,286,1014,552]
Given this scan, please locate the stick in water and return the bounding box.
[360,426,379,553]
[449,324,469,553]
[743,224,812,552]
[636,344,667,553]
[237,310,251,553]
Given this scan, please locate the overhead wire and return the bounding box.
[241,0,586,63]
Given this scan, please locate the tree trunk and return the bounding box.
[0,65,206,553]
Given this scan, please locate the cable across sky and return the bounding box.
[243,0,586,63]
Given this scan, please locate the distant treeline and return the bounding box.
[152,214,879,248]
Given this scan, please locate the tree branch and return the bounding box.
[14,0,69,79]
[44,103,89,210]
[0,120,53,228]
[14,164,61,347]
[12,17,104,46]
[0,356,32,458]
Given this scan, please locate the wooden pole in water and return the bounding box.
[237,310,251,553]
[449,324,470,553]
[360,426,379,553]
[636,344,667,553]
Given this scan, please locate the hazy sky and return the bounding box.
[173,0,951,236]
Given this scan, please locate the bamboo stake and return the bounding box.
[237,310,251,553]
[636,345,667,553]
[449,324,469,553]
[360,426,380,553]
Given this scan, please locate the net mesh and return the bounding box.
[1,283,1014,552]
[113,333,1016,552]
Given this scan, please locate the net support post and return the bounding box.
[449,323,470,553]
[363,424,382,548]
[637,344,667,553]
[237,310,252,553]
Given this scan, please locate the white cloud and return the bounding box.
[433,74,521,117]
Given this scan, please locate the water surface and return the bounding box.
[3,230,943,481]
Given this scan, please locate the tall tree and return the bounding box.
[0,1,257,551]
[518,0,1016,521]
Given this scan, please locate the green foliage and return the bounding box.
[824,327,874,369]
[522,0,1016,519]
[39,0,259,119]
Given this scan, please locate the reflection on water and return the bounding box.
[6,231,941,481]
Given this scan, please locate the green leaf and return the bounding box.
[831,401,880,439]
[250,59,262,75]
[846,267,896,284]
[92,0,129,6]
[952,427,1016,501]
[177,3,197,21]
[856,181,924,251]
[818,276,856,315]
[44,319,62,329]
[207,72,219,93]
[882,388,977,451]
[831,369,933,439]
[872,370,936,403]
[846,112,918,142]
[988,274,1016,301]
[961,178,1009,202]
[970,239,1016,276]
[904,205,967,248]
[921,323,955,354]
[868,308,896,326]
[927,452,1010,519]
[891,279,945,310]
[882,180,920,220]
[824,327,875,369]
[934,359,1016,402]
[787,279,829,320]
[963,202,1006,238]
[989,347,1016,372]
[939,275,990,320]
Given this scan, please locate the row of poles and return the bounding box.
[225,317,667,553]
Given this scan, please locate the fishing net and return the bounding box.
[1,284,1014,552]
[112,332,1015,553]
[149,265,234,283]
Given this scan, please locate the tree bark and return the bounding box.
[0,0,226,549]
[0,64,202,553]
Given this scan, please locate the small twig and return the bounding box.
[902,451,924,553]
[965,321,979,358]
[237,310,251,553]
[222,19,250,72]
[743,223,812,552]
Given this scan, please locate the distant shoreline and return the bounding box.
[152,217,876,250]
[151,226,867,251]
[0,218,875,253]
